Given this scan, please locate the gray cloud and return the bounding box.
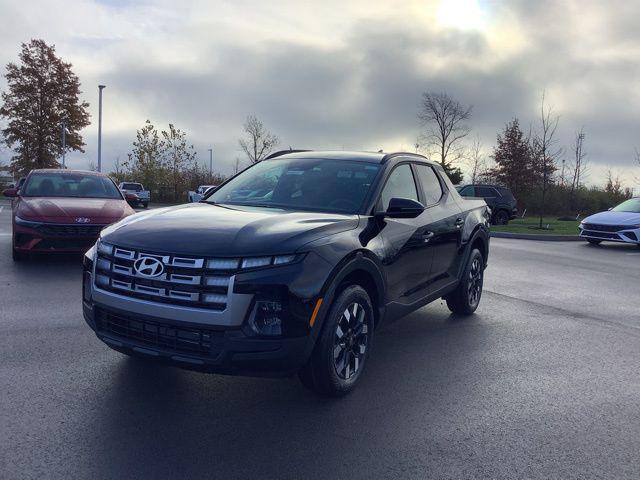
[1,0,639,188]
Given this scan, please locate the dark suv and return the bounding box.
[458,184,517,225]
[82,151,490,396]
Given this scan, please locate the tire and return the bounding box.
[493,209,509,225]
[446,248,484,315]
[587,239,602,245]
[298,285,374,397]
[142,202,148,209]
[12,247,27,262]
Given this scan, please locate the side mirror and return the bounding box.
[382,197,425,219]
[3,188,18,198]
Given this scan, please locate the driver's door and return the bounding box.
[377,162,434,305]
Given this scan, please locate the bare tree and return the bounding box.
[466,135,487,184]
[531,92,560,229]
[570,128,588,191]
[233,157,243,174]
[418,92,472,183]
[634,148,640,188]
[238,115,279,163]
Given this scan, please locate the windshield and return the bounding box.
[611,198,640,213]
[23,173,123,199]
[121,183,143,191]
[206,158,381,213]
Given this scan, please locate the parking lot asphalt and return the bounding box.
[1,197,639,480]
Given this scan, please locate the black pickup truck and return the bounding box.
[82,151,490,396]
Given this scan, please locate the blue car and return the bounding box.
[579,197,640,246]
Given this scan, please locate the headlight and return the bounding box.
[14,215,40,227]
[206,254,303,271]
[97,240,113,256]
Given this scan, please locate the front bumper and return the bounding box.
[14,223,103,253]
[82,247,334,376]
[83,302,315,377]
[578,225,640,244]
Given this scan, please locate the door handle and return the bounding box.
[455,218,464,228]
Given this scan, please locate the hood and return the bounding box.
[101,203,359,256]
[18,197,132,224]
[583,210,640,226]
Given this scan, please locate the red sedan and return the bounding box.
[2,169,135,261]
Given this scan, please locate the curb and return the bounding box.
[491,231,583,241]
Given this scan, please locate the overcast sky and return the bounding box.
[1,0,639,187]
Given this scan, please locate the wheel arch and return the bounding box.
[319,251,386,329]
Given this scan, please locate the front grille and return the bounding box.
[96,309,222,357]
[582,231,617,239]
[582,223,629,233]
[37,237,97,250]
[94,245,235,311]
[35,224,105,237]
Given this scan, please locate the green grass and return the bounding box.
[491,217,580,235]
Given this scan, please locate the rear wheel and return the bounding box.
[493,209,509,225]
[446,248,484,315]
[142,202,148,209]
[299,285,374,397]
[587,239,602,245]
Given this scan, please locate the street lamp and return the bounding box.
[60,119,67,169]
[97,85,106,172]
[208,148,213,177]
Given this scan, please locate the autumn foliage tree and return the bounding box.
[0,39,90,175]
[491,118,536,203]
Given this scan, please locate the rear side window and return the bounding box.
[459,186,475,197]
[414,164,443,206]
[497,187,514,199]
[380,164,419,210]
[476,186,498,197]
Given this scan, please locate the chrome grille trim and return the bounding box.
[94,244,232,310]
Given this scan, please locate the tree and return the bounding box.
[490,118,535,201]
[0,39,90,176]
[239,115,279,163]
[418,92,472,184]
[161,123,197,200]
[569,128,587,211]
[531,92,560,228]
[466,135,488,184]
[123,120,166,192]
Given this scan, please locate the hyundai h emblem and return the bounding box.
[134,257,164,277]
[75,217,91,223]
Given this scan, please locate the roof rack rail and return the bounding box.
[264,149,311,160]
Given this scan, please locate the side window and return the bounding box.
[476,186,497,197]
[415,164,444,206]
[459,186,475,197]
[380,164,419,210]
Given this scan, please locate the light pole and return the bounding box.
[60,119,67,169]
[97,85,106,172]
[208,148,213,177]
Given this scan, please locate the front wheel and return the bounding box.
[586,239,602,245]
[445,248,484,315]
[142,202,148,209]
[12,247,27,262]
[298,285,374,397]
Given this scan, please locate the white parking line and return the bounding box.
[0,206,3,213]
